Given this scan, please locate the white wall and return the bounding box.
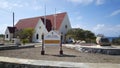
[59,14,71,34]
[32,19,48,42]
[59,14,72,42]
[5,28,11,41]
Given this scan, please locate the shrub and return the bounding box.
[22,39,29,45]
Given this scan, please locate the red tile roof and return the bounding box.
[15,12,66,31]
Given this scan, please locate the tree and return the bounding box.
[66,28,96,43]
[112,37,120,45]
[15,28,34,42]
[0,34,4,38]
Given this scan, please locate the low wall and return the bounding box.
[80,47,120,55]
[0,45,35,51]
[64,44,120,55]
[0,62,64,68]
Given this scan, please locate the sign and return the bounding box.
[44,30,60,45]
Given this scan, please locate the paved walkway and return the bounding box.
[0,56,120,68]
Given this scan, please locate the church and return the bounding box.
[5,12,71,43]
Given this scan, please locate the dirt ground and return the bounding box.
[0,45,120,63]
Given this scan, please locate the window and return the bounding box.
[39,26,41,29]
[36,34,39,39]
[6,34,8,38]
[65,25,67,29]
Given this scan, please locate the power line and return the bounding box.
[0,8,13,13]
[0,8,13,16]
[0,8,15,16]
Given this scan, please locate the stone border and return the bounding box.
[0,45,35,51]
[64,44,120,55]
[80,46,120,55]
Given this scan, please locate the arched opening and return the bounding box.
[65,25,67,29]
[36,34,39,40]
[6,34,8,38]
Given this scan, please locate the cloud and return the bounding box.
[110,9,120,17]
[71,23,120,37]
[116,25,120,27]
[96,0,105,5]
[0,0,43,11]
[56,10,64,13]
[76,16,83,20]
[72,24,88,30]
[67,0,94,5]
[29,0,43,11]
[93,24,105,30]
[66,0,105,5]
[72,24,81,28]
[33,6,42,10]
[92,24,120,37]
[0,1,12,9]
[0,0,28,10]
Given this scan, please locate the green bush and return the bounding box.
[112,38,120,45]
[22,39,29,45]
[66,28,96,43]
[15,28,34,43]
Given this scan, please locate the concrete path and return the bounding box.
[0,56,120,68]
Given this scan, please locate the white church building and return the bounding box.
[5,12,71,43]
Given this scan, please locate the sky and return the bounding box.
[0,0,120,37]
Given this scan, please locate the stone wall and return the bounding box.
[80,47,120,55]
[0,45,35,51]
[0,62,66,68]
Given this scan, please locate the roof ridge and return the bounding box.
[19,12,67,20]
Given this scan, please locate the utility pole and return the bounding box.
[54,8,56,30]
[13,12,14,27]
[13,12,15,39]
[44,5,46,28]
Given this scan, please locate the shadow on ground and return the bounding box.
[44,54,77,57]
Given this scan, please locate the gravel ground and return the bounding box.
[0,45,120,63]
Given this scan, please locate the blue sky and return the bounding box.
[0,0,120,37]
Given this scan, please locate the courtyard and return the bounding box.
[0,45,120,63]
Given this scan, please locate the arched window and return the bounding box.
[39,26,41,29]
[65,25,67,29]
[6,34,8,38]
[36,34,39,39]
